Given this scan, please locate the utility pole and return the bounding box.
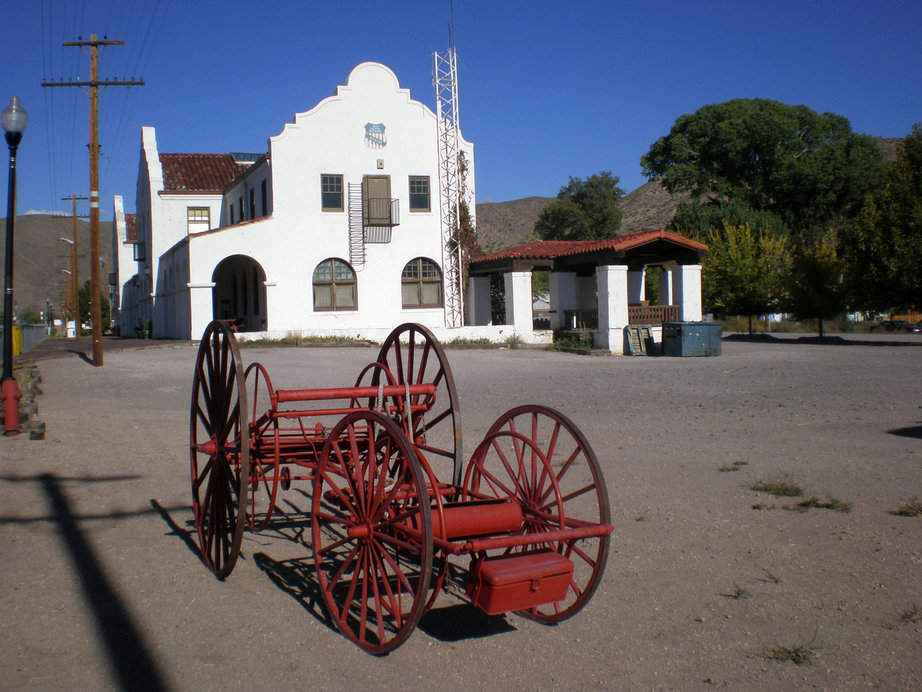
[43,34,143,366]
[61,194,86,341]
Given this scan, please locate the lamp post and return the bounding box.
[2,95,27,435]
[58,236,79,340]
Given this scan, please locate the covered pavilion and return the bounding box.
[467,228,709,354]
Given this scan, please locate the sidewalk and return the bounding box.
[17,335,190,363]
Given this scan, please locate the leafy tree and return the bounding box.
[784,229,847,337]
[670,197,788,241]
[845,123,922,312]
[78,280,111,330]
[19,310,42,325]
[535,171,625,240]
[703,222,789,333]
[532,270,549,299]
[641,99,885,235]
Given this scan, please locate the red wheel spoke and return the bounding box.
[368,541,402,627]
[537,446,581,507]
[330,542,363,597]
[415,339,431,386]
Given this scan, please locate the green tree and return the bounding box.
[785,230,847,338]
[670,197,788,241]
[535,171,625,240]
[703,222,789,334]
[845,123,922,312]
[641,99,885,235]
[19,309,42,325]
[78,280,111,331]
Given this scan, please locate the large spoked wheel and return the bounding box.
[244,362,280,532]
[311,410,433,655]
[374,323,462,487]
[190,320,249,579]
[472,405,611,623]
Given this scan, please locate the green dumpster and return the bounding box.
[662,322,722,357]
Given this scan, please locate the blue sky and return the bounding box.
[1,0,920,220]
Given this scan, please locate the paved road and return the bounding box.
[1,333,920,690]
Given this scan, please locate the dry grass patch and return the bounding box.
[889,496,922,517]
[763,625,818,666]
[790,496,852,513]
[750,475,804,497]
[883,603,921,630]
[717,460,749,472]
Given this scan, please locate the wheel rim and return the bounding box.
[190,320,248,579]
[244,362,280,531]
[312,411,433,654]
[374,323,462,486]
[477,405,611,622]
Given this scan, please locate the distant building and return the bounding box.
[114,62,475,340]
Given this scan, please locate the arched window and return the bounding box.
[401,257,442,308]
[313,258,357,311]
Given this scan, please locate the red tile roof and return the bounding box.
[159,153,248,192]
[471,228,708,264]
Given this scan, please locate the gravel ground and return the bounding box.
[1,333,920,690]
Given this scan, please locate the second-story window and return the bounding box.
[249,189,256,219]
[409,176,430,212]
[261,180,268,217]
[187,207,210,234]
[321,174,344,211]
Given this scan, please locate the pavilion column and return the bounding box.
[466,275,492,325]
[596,264,629,354]
[549,271,576,330]
[627,268,645,303]
[674,264,703,321]
[503,271,533,331]
[658,267,673,305]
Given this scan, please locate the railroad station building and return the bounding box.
[114,61,475,341]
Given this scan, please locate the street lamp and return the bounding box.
[2,95,27,435]
[58,236,79,340]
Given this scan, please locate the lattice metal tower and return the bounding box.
[434,46,464,327]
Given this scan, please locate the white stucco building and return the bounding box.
[115,62,475,341]
[113,60,710,353]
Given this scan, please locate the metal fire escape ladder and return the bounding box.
[348,182,365,268]
[434,47,463,328]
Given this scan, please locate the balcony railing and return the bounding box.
[363,198,400,227]
[562,305,681,330]
[629,304,680,324]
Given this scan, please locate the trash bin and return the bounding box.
[662,322,722,357]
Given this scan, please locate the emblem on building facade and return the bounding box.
[364,122,386,148]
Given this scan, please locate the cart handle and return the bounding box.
[275,383,436,403]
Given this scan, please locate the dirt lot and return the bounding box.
[1,333,920,690]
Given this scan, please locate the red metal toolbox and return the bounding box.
[467,549,573,615]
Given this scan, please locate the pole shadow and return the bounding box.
[889,423,922,439]
[39,473,168,692]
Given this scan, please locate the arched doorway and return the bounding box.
[211,255,267,332]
